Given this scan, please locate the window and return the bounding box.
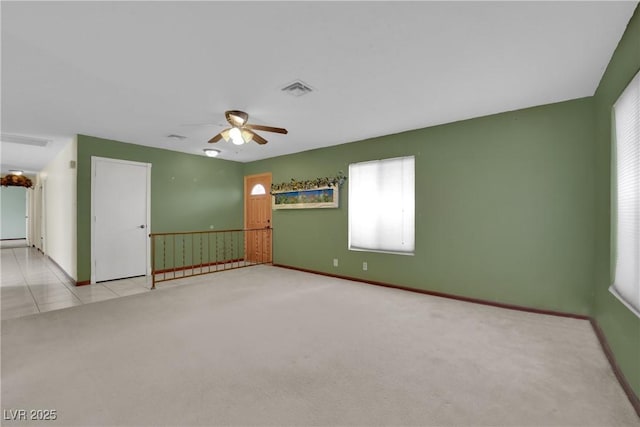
[611,69,640,318]
[349,156,415,255]
[250,184,266,195]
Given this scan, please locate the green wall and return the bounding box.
[1,186,27,239]
[245,98,596,315]
[76,134,244,282]
[593,5,640,397]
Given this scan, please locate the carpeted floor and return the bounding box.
[1,265,638,426]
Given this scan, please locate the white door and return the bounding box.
[92,157,151,283]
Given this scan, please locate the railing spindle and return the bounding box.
[199,234,201,273]
[149,228,272,286]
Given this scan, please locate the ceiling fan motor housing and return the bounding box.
[226,110,249,127]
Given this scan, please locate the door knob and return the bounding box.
[138,225,145,229]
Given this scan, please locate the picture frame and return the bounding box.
[272,186,339,210]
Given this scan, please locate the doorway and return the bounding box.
[244,172,272,263]
[1,186,27,241]
[91,157,151,283]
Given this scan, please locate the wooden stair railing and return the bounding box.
[149,227,272,289]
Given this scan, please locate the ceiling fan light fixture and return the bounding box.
[229,127,244,145]
[241,129,253,143]
[203,148,220,157]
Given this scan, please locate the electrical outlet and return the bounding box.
[363,261,368,271]
[333,258,339,267]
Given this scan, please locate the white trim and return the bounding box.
[348,247,415,256]
[91,156,152,284]
[609,286,640,319]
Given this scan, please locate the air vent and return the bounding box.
[1,134,49,147]
[167,134,187,140]
[281,80,314,97]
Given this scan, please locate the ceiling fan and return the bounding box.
[208,110,287,145]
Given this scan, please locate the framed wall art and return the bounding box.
[272,186,338,210]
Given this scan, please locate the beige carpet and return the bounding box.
[1,265,638,426]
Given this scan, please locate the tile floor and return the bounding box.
[1,240,261,321]
[1,241,171,320]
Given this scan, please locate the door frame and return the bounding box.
[40,178,46,253]
[24,186,29,244]
[90,156,152,284]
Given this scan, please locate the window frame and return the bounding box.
[609,69,640,319]
[348,155,415,256]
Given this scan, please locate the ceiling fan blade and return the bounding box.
[250,131,268,145]
[208,133,224,143]
[244,124,288,134]
[208,128,231,143]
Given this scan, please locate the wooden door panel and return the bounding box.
[244,173,272,263]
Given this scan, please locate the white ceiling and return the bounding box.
[1,1,637,173]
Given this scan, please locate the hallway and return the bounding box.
[1,242,153,320]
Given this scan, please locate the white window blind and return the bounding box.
[349,156,415,255]
[611,69,640,318]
